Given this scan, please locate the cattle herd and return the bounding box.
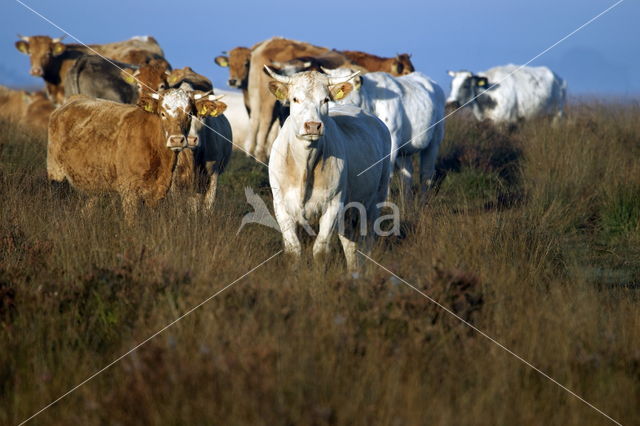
[1,34,568,269]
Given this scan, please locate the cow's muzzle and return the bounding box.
[187,135,199,149]
[167,135,187,151]
[30,67,44,77]
[228,79,239,88]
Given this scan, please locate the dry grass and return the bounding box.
[1,101,639,425]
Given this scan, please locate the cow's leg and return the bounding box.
[313,201,341,261]
[264,120,280,160]
[272,196,301,258]
[254,103,276,163]
[81,196,99,217]
[338,233,358,272]
[395,154,414,199]
[419,140,440,193]
[203,169,219,211]
[244,113,259,157]
[121,192,141,225]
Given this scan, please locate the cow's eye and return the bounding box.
[159,83,166,90]
[323,97,330,104]
[293,97,299,103]
[161,112,166,118]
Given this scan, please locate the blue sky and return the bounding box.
[1,0,637,96]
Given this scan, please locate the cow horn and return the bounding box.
[207,94,225,101]
[52,35,66,43]
[327,70,361,86]
[264,66,292,84]
[17,34,29,41]
[193,90,213,100]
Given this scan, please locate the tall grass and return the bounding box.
[0,101,639,425]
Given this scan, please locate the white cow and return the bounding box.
[446,64,567,124]
[324,68,445,193]
[265,67,391,271]
[215,89,249,148]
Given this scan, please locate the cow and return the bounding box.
[0,86,54,133]
[165,67,232,209]
[15,35,166,105]
[47,88,218,223]
[243,37,336,162]
[214,47,252,111]
[265,67,391,271]
[323,68,445,194]
[64,56,171,103]
[338,51,414,76]
[446,65,567,124]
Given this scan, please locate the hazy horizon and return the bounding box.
[1,0,637,96]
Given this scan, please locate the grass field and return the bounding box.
[1,101,639,425]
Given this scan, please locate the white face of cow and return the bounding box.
[149,89,194,151]
[446,70,473,107]
[265,67,358,142]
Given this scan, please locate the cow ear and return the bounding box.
[268,81,288,101]
[52,42,66,56]
[214,56,229,67]
[197,100,227,117]
[120,69,137,86]
[15,40,29,54]
[138,96,157,113]
[329,82,353,101]
[167,72,178,85]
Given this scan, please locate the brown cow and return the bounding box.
[47,88,220,222]
[0,86,54,133]
[15,35,166,105]
[338,51,415,76]
[214,47,252,111]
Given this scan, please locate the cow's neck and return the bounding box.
[286,136,325,206]
[471,88,497,119]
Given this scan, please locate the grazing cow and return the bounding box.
[265,68,391,271]
[165,67,232,209]
[65,56,171,103]
[15,35,166,104]
[47,88,215,222]
[338,51,415,76]
[324,68,445,193]
[446,65,567,124]
[0,86,54,132]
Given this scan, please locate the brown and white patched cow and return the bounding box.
[47,88,222,222]
[15,35,166,105]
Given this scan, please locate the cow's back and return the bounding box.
[48,96,160,191]
[327,105,391,204]
[64,55,137,103]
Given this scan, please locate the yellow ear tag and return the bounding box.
[335,89,344,100]
[209,107,221,117]
[144,103,153,112]
[168,76,176,84]
[477,80,486,87]
[219,59,228,67]
[18,43,28,53]
[200,105,208,115]
[276,89,285,101]
[124,74,135,84]
[53,44,64,55]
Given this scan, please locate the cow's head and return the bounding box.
[121,59,171,95]
[265,66,359,142]
[15,35,67,77]
[390,53,415,76]
[137,89,194,151]
[446,70,490,108]
[137,88,226,151]
[215,47,251,88]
